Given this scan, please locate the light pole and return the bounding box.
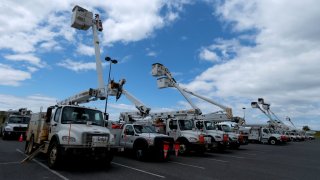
[104,56,118,119]
[242,107,246,120]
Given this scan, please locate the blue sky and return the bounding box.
[0,0,319,130]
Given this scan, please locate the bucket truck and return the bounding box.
[107,80,179,161]
[1,108,31,140]
[149,109,212,155]
[152,63,245,150]
[23,5,122,169]
[250,98,288,144]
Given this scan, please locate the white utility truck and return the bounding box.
[247,125,287,145]
[111,119,178,161]
[24,5,122,169]
[194,119,229,151]
[151,63,244,151]
[2,108,31,140]
[25,105,116,168]
[150,110,212,155]
[107,81,179,161]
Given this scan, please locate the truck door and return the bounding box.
[49,107,62,140]
[261,128,269,141]
[167,119,179,140]
[121,125,135,149]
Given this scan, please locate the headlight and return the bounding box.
[188,137,198,142]
[62,136,76,142]
[4,126,13,131]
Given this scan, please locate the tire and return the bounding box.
[134,141,147,161]
[25,135,35,155]
[178,139,190,155]
[2,131,7,140]
[48,141,62,169]
[100,151,114,167]
[269,138,277,145]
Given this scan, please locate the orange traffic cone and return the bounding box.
[19,134,23,142]
[163,142,169,159]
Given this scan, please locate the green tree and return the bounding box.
[302,125,310,131]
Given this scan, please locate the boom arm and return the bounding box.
[108,79,151,117]
[152,63,202,115]
[181,88,233,119]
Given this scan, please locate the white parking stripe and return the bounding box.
[216,154,245,159]
[168,161,205,169]
[111,162,165,178]
[0,161,20,165]
[205,158,228,163]
[16,149,69,180]
[239,152,257,156]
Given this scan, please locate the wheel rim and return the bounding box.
[136,149,144,160]
[49,146,57,165]
[179,144,187,154]
[271,140,276,145]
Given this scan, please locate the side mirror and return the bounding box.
[104,113,109,121]
[45,107,53,123]
[104,120,109,127]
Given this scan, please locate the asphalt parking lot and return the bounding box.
[0,139,319,180]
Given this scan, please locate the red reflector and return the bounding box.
[223,134,229,142]
[199,135,205,144]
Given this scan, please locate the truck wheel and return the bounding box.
[269,138,277,145]
[25,135,35,154]
[178,140,190,155]
[100,152,114,167]
[2,132,7,140]
[48,141,62,169]
[135,147,146,161]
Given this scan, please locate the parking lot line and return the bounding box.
[204,158,228,163]
[111,162,165,178]
[0,161,21,165]
[239,152,257,156]
[16,149,69,180]
[168,161,205,169]
[216,154,245,159]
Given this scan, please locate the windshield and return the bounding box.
[204,121,216,130]
[134,125,156,134]
[8,116,30,124]
[178,120,194,131]
[61,106,104,126]
[220,125,231,132]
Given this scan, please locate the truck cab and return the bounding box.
[25,105,117,169]
[111,123,176,161]
[216,124,241,149]
[194,120,229,151]
[248,127,285,145]
[2,109,31,140]
[165,118,211,155]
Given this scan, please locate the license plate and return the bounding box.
[92,136,108,147]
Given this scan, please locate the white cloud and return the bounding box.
[147,51,157,57]
[0,64,31,86]
[4,53,45,68]
[57,59,97,72]
[0,94,57,112]
[199,48,219,62]
[184,0,320,130]
[76,43,95,56]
